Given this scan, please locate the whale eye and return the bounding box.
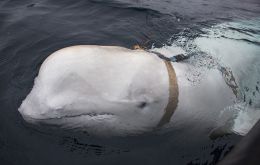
[137,101,147,109]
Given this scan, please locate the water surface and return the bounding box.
[0,0,260,164]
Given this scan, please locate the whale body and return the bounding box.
[19,45,249,137]
[18,45,175,136]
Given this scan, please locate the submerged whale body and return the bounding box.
[18,45,176,136]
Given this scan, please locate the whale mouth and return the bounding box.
[22,112,115,122]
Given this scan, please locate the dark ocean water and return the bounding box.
[0,0,260,165]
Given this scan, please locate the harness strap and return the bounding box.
[134,47,179,127]
[157,60,179,127]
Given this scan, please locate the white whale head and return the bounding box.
[18,45,178,136]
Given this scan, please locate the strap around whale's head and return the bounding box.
[157,60,179,127]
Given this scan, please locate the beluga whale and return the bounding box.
[18,45,241,137]
[18,45,180,136]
